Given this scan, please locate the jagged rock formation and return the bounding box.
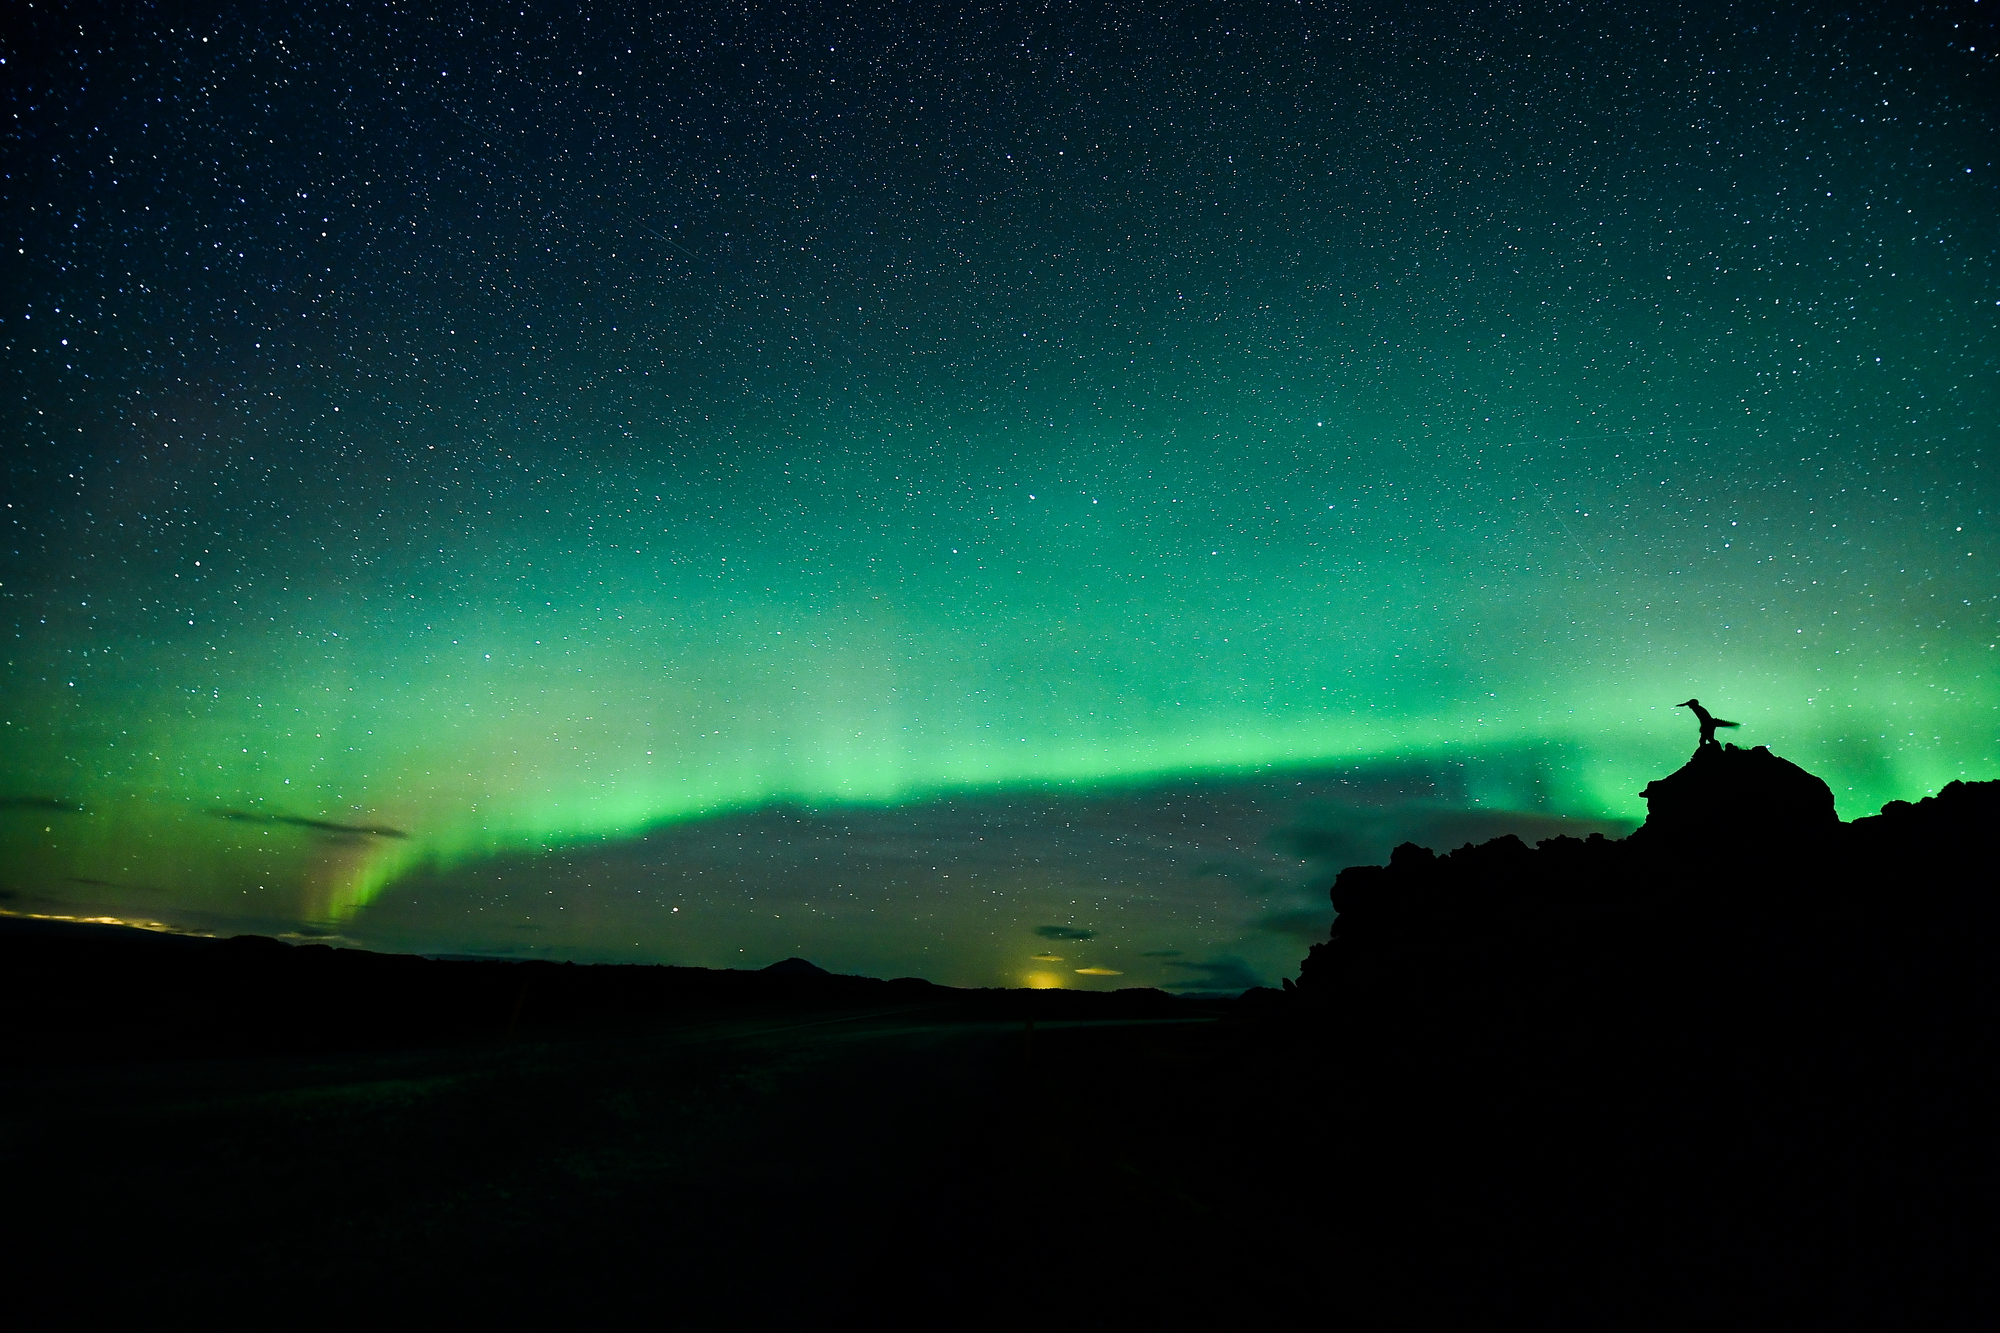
[1280,750,1993,1322]
[1634,742,1839,845]
[1297,750,1991,1008]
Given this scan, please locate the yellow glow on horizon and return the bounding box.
[1023,971,1065,989]
[0,909,188,934]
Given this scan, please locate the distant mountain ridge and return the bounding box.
[0,916,1200,1063]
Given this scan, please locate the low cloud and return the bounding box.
[1162,957,1263,994]
[339,753,1636,982]
[1191,859,1292,897]
[0,796,86,814]
[1253,907,1335,941]
[210,809,410,839]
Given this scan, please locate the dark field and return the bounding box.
[2,967,1883,1329]
[2,946,1975,1328]
[7,984,1350,1324]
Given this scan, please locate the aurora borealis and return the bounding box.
[3,2,1993,988]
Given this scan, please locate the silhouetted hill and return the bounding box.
[761,956,838,978]
[1634,741,1840,844]
[1295,745,1992,1010]
[1275,746,1993,1322]
[0,920,1202,1063]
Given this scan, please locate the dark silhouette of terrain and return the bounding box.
[1278,743,1992,1324]
[760,954,836,977]
[1635,736,1837,841]
[2,744,1988,1326]
[0,920,1197,1064]
[0,920,1241,1325]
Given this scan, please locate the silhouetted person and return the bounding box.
[1678,698,1739,749]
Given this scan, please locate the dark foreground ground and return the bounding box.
[8,736,1988,1333]
[5,977,1343,1326]
[14,965,1959,1330]
[0,918,1308,1324]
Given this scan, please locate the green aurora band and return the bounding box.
[2,3,1992,976]
[8,350,1992,927]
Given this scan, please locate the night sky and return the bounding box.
[4,2,1993,989]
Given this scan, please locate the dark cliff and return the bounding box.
[1634,741,1840,844]
[1279,747,1993,1322]
[1296,746,1992,1013]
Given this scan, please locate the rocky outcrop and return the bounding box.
[1632,742,1839,847]
[1295,751,1992,1008]
[1278,755,1993,1322]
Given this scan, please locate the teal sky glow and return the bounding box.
[4,2,1993,988]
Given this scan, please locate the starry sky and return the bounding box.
[3,1,1994,989]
